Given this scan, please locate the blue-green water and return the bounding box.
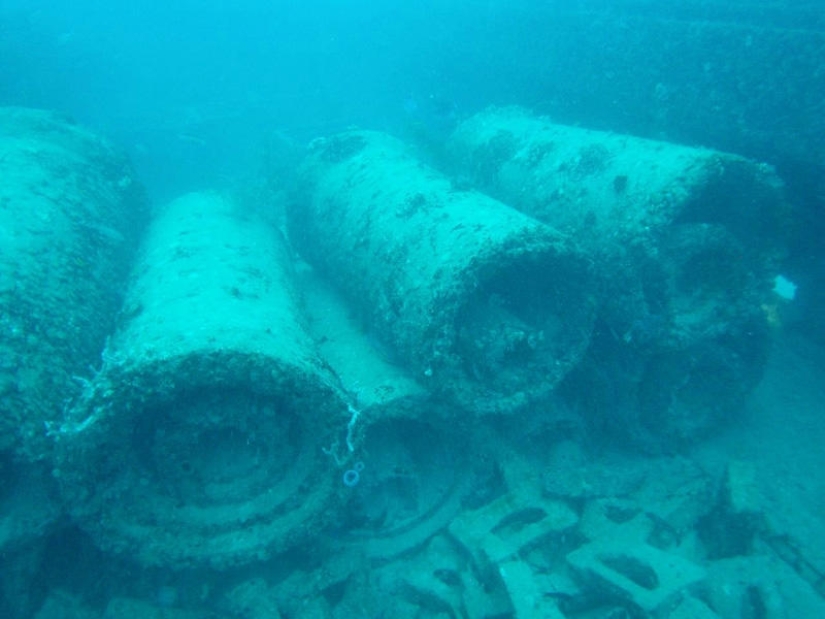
[1,2,824,618]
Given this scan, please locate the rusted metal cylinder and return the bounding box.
[448,107,782,446]
[447,107,785,268]
[290,130,597,414]
[0,107,147,462]
[296,264,475,560]
[56,192,346,569]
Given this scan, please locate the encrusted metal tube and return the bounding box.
[0,107,146,462]
[56,192,346,569]
[290,130,596,414]
[448,107,784,447]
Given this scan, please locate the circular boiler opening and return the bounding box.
[456,253,594,396]
[133,388,301,506]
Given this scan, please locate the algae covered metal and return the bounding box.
[56,192,346,569]
[0,107,147,462]
[291,130,597,414]
[448,107,784,261]
[448,107,785,446]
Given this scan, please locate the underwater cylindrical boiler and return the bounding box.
[0,107,147,462]
[448,107,782,446]
[56,192,347,569]
[296,265,476,560]
[447,106,785,252]
[290,130,597,414]
[447,106,784,343]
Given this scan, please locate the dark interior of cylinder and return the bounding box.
[456,256,590,391]
[131,388,300,507]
